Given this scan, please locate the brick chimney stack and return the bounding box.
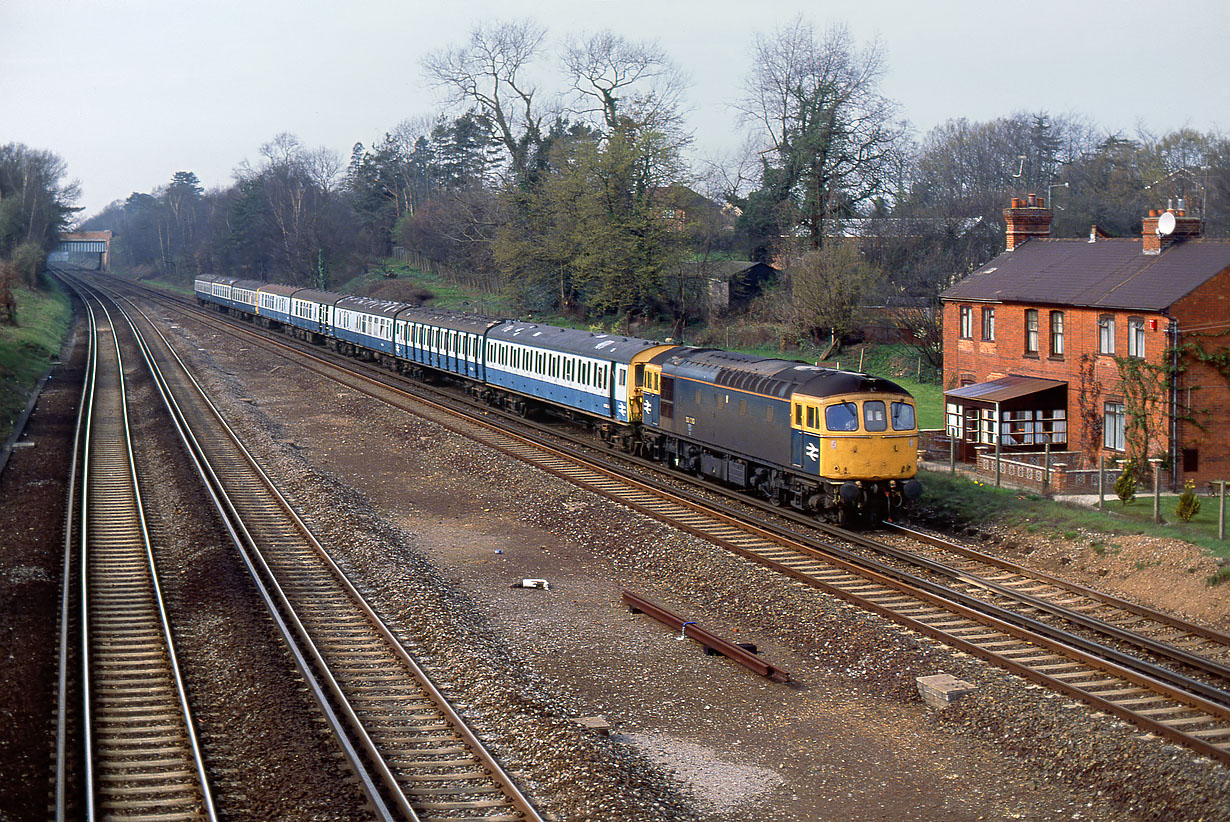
[1142,204,1204,254]
[1003,194,1053,251]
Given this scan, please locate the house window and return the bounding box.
[1128,317,1145,358]
[1098,315,1115,354]
[980,307,995,341]
[959,306,973,339]
[1025,309,1039,353]
[1103,402,1126,451]
[1049,311,1064,357]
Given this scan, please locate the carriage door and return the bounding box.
[790,402,804,468]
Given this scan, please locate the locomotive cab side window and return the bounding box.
[891,401,916,431]
[825,402,859,432]
[863,400,888,431]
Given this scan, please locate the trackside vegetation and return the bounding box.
[917,469,1230,561]
[0,276,72,445]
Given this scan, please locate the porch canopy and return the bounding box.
[944,375,1068,456]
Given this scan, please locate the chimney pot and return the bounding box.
[1178,197,1187,211]
[1027,193,1037,207]
[1149,209,1158,217]
[1011,197,1021,208]
[1038,197,1046,209]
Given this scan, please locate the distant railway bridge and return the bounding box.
[48,230,111,269]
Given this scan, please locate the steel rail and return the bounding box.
[67,280,217,820]
[55,291,94,821]
[96,276,542,820]
[69,276,406,820]
[885,521,1230,645]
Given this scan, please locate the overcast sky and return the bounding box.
[4,0,1227,219]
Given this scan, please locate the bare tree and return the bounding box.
[423,19,549,181]
[738,18,903,249]
[562,31,688,137]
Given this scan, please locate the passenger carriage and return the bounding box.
[331,296,403,358]
[256,283,301,328]
[394,306,500,381]
[287,288,342,343]
[484,322,670,446]
[193,274,222,305]
[195,275,240,311]
[228,279,262,318]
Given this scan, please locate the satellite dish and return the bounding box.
[1157,211,1176,236]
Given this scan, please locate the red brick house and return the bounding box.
[940,195,1230,489]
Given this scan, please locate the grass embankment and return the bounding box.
[918,468,1230,563]
[0,276,73,445]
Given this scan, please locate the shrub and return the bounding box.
[1114,460,1137,505]
[1175,479,1202,522]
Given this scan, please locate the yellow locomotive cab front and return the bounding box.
[793,392,919,481]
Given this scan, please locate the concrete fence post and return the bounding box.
[1150,458,1163,523]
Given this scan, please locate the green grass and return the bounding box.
[918,467,1230,558]
[0,276,73,444]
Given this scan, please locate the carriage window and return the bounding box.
[794,404,802,426]
[805,405,817,429]
[825,402,859,432]
[863,400,888,431]
[891,401,916,431]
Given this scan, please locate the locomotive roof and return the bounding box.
[395,304,504,334]
[795,369,910,398]
[258,283,302,297]
[335,295,410,319]
[653,348,819,399]
[488,321,660,361]
[653,348,911,400]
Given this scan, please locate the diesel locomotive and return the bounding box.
[194,274,922,522]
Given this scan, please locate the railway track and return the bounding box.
[56,286,216,819]
[62,272,543,821]
[107,275,1230,767]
